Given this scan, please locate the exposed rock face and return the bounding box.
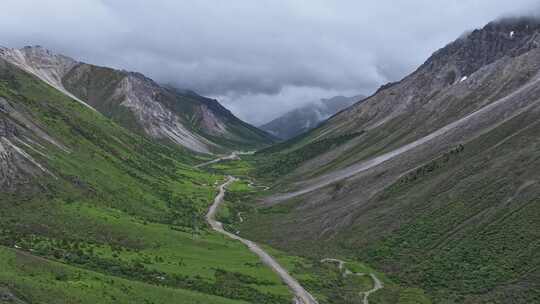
[425,17,540,79]
[0,97,52,192]
[0,46,92,110]
[195,103,229,136]
[0,286,27,304]
[319,17,540,139]
[0,115,18,137]
[113,74,215,153]
[270,16,540,235]
[0,46,274,154]
[255,17,540,303]
[260,95,364,140]
[0,46,77,83]
[0,137,32,192]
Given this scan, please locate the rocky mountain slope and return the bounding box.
[0,51,295,304]
[260,95,364,140]
[0,46,275,154]
[243,17,540,303]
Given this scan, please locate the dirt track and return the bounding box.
[321,258,383,304]
[206,176,319,304]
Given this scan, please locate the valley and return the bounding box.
[0,55,291,304]
[200,156,430,304]
[231,17,540,304]
[0,50,388,304]
[206,175,318,304]
[1,12,540,304]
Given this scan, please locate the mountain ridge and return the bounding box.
[0,45,275,154]
[240,16,540,303]
[0,53,298,304]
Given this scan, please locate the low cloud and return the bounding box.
[1,0,539,124]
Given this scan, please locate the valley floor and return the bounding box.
[203,156,432,304]
[206,176,318,304]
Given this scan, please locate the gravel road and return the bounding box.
[206,176,319,304]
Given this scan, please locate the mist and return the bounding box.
[1,0,539,124]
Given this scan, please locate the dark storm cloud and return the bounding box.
[1,0,539,124]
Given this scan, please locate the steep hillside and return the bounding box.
[260,95,364,140]
[241,17,540,303]
[0,46,275,154]
[0,57,293,303]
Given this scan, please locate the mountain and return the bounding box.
[0,45,371,304]
[242,17,540,303]
[0,46,275,154]
[260,95,364,140]
[0,47,298,303]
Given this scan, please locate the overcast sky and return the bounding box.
[1,1,539,125]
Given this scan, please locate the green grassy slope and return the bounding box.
[61,64,146,134]
[0,59,291,303]
[0,246,244,304]
[253,132,363,180]
[239,108,540,303]
[349,112,540,303]
[235,19,540,303]
[212,170,432,304]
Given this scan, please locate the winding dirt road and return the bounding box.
[206,176,319,304]
[202,155,380,303]
[321,258,383,304]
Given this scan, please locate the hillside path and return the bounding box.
[321,258,383,304]
[206,176,319,304]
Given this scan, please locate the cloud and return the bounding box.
[1,0,539,124]
[217,85,360,125]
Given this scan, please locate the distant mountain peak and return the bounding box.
[0,45,274,153]
[260,95,364,140]
[424,16,540,80]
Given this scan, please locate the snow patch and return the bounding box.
[460,76,468,82]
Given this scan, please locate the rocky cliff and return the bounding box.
[0,46,275,153]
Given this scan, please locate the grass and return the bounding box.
[260,244,433,304]
[350,116,540,303]
[0,245,247,304]
[0,59,293,303]
[253,132,363,178]
[239,104,540,303]
[228,179,252,192]
[213,173,434,304]
[208,159,255,178]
